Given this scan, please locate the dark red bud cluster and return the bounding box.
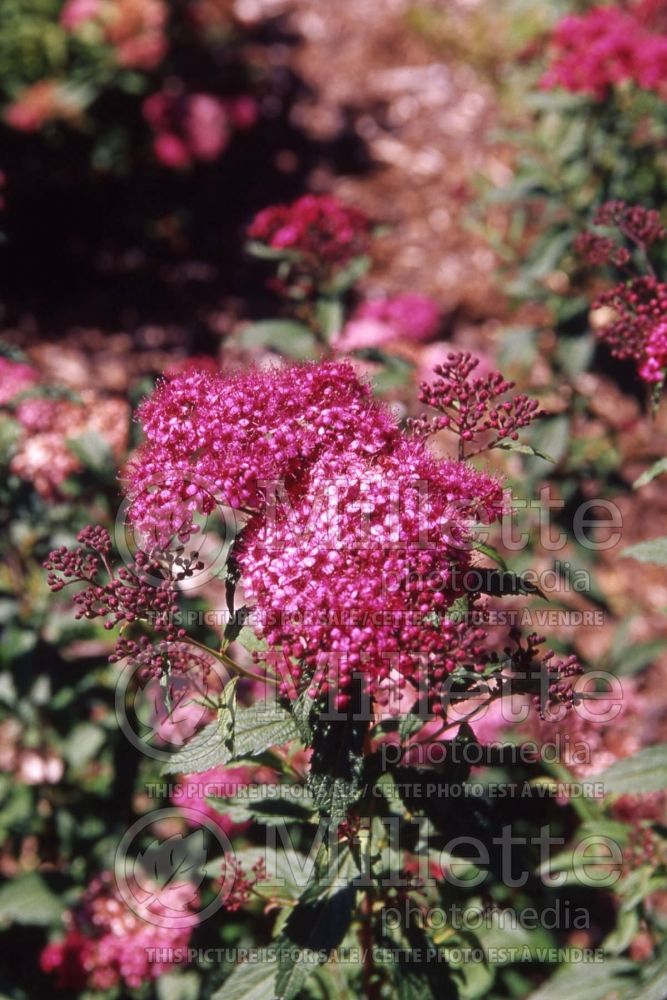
[416,352,545,456]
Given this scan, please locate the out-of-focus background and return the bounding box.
[1,1,667,998]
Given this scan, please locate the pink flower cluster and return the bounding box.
[640,321,667,381]
[127,360,506,709]
[411,352,545,458]
[60,0,169,70]
[248,195,372,292]
[0,359,130,496]
[594,276,667,382]
[40,872,196,990]
[143,88,258,169]
[334,293,441,351]
[541,4,667,99]
[0,356,38,405]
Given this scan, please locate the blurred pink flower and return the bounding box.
[172,763,275,834]
[144,88,257,169]
[333,294,440,352]
[41,871,196,990]
[333,317,398,351]
[356,294,441,341]
[0,357,38,405]
[60,0,101,30]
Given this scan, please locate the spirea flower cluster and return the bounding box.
[577,202,667,385]
[44,525,188,672]
[576,201,665,266]
[410,352,545,458]
[594,277,667,382]
[247,195,372,295]
[541,3,667,99]
[125,360,509,709]
[40,871,196,990]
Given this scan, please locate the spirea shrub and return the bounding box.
[41,355,607,996]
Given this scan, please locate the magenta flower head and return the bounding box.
[124,360,506,710]
[541,4,667,99]
[247,194,372,295]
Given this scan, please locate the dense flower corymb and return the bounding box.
[125,360,507,709]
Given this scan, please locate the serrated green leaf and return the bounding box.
[211,784,316,826]
[307,707,368,822]
[472,541,509,571]
[292,691,316,745]
[233,626,268,655]
[234,703,298,758]
[161,680,237,775]
[275,885,357,1000]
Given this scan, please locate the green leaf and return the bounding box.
[630,954,667,1000]
[213,958,278,1000]
[234,702,298,758]
[307,703,368,822]
[212,784,316,826]
[156,971,201,1000]
[525,959,636,1000]
[496,441,555,462]
[238,321,319,360]
[527,415,571,471]
[632,458,667,489]
[66,430,115,477]
[222,607,250,648]
[0,874,63,927]
[292,691,316,745]
[246,241,303,262]
[621,537,667,566]
[161,680,237,775]
[323,254,370,296]
[275,884,357,1000]
[611,638,667,677]
[315,298,344,339]
[62,722,106,768]
[556,333,595,380]
[233,626,267,655]
[472,541,508,572]
[598,744,667,796]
